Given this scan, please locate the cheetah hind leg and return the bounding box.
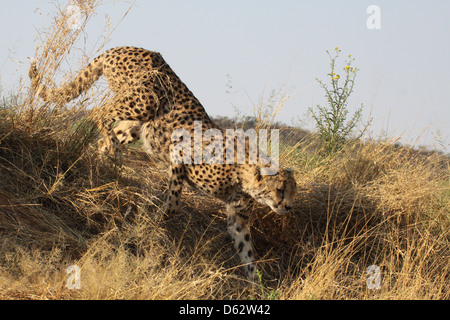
[96,95,139,160]
[97,118,124,161]
[98,121,143,157]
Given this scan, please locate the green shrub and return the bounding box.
[309,48,371,156]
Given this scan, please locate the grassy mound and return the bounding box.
[0,96,448,299]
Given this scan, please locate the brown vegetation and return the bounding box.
[0,1,448,299]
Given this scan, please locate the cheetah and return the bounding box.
[29,46,297,279]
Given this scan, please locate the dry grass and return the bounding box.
[0,1,449,300]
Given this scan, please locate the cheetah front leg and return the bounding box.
[226,197,256,280]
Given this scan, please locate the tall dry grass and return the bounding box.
[0,0,449,300]
[277,140,449,299]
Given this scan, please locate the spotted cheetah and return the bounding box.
[29,46,297,279]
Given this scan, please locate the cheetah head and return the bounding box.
[244,167,297,215]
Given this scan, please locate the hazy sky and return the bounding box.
[1,0,449,151]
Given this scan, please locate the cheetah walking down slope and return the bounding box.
[29,46,296,279]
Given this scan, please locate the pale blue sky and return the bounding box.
[1,0,449,151]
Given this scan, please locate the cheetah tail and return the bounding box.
[28,55,104,105]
